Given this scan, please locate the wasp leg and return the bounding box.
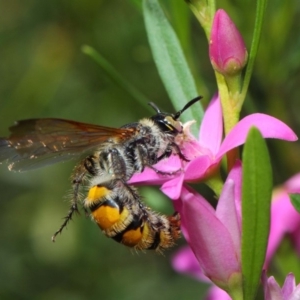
[120,180,160,232]
[171,142,189,162]
[109,148,129,180]
[157,143,189,162]
[146,142,189,175]
[145,165,182,176]
[51,203,80,242]
[133,143,173,175]
[145,146,182,176]
[121,180,140,201]
[136,142,186,176]
[51,170,87,242]
[119,180,151,221]
[51,156,97,242]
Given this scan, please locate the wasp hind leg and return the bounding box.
[51,158,93,242]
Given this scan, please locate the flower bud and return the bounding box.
[209,9,248,76]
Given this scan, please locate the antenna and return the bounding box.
[148,102,161,114]
[174,96,202,119]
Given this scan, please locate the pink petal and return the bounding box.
[184,155,212,182]
[216,180,241,260]
[173,192,191,242]
[282,273,296,299]
[199,94,223,156]
[161,173,184,200]
[284,173,300,192]
[129,155,182,185]
[290,285,300,300]
[181,186,240,284]
[226,160,242,227]
[171,246,204,281]
[206,285,232,300]
[266,193,300,265]
[263,274,283,300]
[217,113,298,159]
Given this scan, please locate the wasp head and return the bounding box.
[149,96,202,135]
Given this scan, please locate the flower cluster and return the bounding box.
[130,93,298,297]
[132,5,300,300]
[171,169,300,299]
[131,94,297,200]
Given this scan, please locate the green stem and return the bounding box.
[207,0,216,26]
[230,290,244,300]
[185,0,215,40]
[215,72,240,135]
[205,172,224,198]
[240,0,267,102]
[228,272,244,300]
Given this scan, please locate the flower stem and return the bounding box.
[215,72,240,135]
[205,172,224,198]
[186,0,215,39]
[230,290,244,300]
[240,0,267,102]
[228,272,244,300]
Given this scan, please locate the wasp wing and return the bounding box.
[0,118,135,171]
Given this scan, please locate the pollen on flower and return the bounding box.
[175,120,197,146]
[175,120,205,160]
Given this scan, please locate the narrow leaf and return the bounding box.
[241,0,267,101]
[143,0,204,134]
[289,194,300,213]
[82,45,151,112]
[242,127,272,300]
[168,1,190,56]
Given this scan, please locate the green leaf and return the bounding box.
[242,127,272,300]
[289,194,300,213]
[143,0,204,134]
[81,45,151,112]
[241,0,267,102]
[168,1,190,56]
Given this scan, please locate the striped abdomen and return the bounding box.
[84,182,181,252]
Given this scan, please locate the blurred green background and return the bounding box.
[0,1,300,299]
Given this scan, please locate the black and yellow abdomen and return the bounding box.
[85,182,181,252]
[85,184,133,237]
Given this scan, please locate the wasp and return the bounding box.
[0,96,201,251]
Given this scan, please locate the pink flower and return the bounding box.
[206,286,232,300]
[209,9,248,75]
[263,272,300,300]
[172,172,300,299]
[129,93,298,297]
[174,162,243,293]
[266,174,300,265]
[130,94,297,200]
[172,246,203,281]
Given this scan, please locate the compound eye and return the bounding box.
[165,116,182,133]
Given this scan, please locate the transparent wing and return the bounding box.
[0,118,135,171]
